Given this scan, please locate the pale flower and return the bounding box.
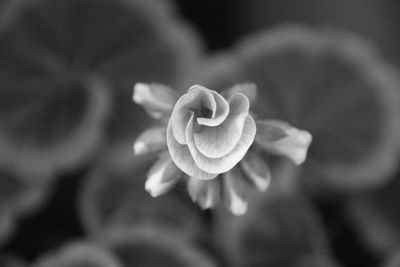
[132,83,312,215]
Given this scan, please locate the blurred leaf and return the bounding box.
[213,163,330,267]
[0,167,49,245]
[102,226,217,267]
[294,254,343,267]
[0,0,202,177]
[383,249,400,267]
[347,175,400,257]
[229,0,394,57]
[194,25,400,193]
[33,242,121,267]
[79,150,207,241]
[0,74,111,179]
[0,255,26,267]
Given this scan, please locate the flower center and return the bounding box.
[199,107,213,119]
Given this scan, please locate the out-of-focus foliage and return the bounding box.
[0,0,202,178]
[294,255,343,267]
[348,175,400,257]
[0,255,26,267]
[214,163,331,267]
[79,151,207,241]
[33,243,121,267]
[34,227,217,267]
[102,226,217,267]
[0,168,49,246]
[383,250,400,267]
[229,0,394,57]
[192,26,400,194]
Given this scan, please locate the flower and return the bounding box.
[167,85,256,179]
[133,83,312,215]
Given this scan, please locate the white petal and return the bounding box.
[194,93,249,158]
[133,142,147,155]
[223,167,248,216]
[133,83,178,120]
[171,85,229,144]
[187,177,220,209]
[240,151,271,191]
[166,120,218,180]
[145,152,181,197]
[133,127,167,155]
[255,120,312,165]
[186,114,256,174]
[188,85,217,116]
[221,83,258,104]
[195,86,230,127]
[171,86,210,144]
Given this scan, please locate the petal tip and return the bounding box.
[145,155,180,197]
[145,175,174,198]
[188,84,205,92]
[198,196,214,210]
[255,120,312,165]
[240,153,272,192]
[133,83,149,104]
[230,197,248,216]
[133,83,177,119]
[288,129,313,165]
[133,141,147,155]
[145,173,164,197]
[188,178,220,210]
[257,177,270,192]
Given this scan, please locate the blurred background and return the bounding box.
[2,0,400,266]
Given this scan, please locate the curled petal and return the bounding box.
[133,83,179,120]
[171,87,211,144]
[187,177,220,210]
[222,83,258,104]
[193,86,230,127]
[133,127,167,155]
[145,152,181,197]
[171,85,229,144]
[188,85,217,117]
[167,121,218,180]
[194,93,250,158]
[255,120,312,165]
[223,167,248,216]
[240,151,271,191]
[186,114,256,174]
